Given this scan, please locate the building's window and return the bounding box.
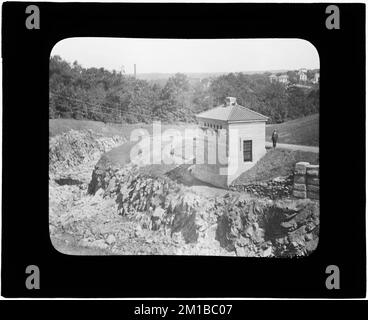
[243,140,252,162]
[220,125,222,129]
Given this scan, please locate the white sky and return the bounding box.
[51,38,320,74]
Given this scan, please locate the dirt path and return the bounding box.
[266,142,319,153]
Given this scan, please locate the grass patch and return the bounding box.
[136,164,179,181]
[232,148,319,186]
[266,114,319,146]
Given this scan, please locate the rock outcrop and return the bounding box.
[87,158,319,257]
[217,197,319,257]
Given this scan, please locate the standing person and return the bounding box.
[272,129,278,148]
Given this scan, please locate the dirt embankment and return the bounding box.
[49,129,126,180]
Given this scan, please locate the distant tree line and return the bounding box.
[49,55,319,124]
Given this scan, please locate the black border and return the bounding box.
[1,2,366,298]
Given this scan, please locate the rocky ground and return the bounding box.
[49,129,319,257]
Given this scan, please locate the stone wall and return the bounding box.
[292,162,319,200]
[189,163,228,189]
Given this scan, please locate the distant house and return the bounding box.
[269,74,278,83]
[269,73,288,84]
[299,73,307,82]
[278,74,289,84]
[193,97,268,188]
[298,69,308,82]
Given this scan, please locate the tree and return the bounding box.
[259,82,288,123]
[158,73,193,122]
[49,55,319,125]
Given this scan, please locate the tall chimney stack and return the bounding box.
[225,97,237,107]
[134,64,136,78]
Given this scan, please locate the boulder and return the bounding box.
[90,239,108,249]
[293,190,307,199]
[294,174,306,184]
[307,177,319,186]
[307,191,320,200]
[105,177,116,194]
[306,164,319,177]
[152,207,165,219]
[307,185,320,193]
[295,162,310,175]
[94,188,105,198]
[304,233,313,241]
[235,246,250,257]
[307,170,319,177]
[293,183,306,192]
[307,164,319,170]
[262,247,273,257]
[106,234,116,245]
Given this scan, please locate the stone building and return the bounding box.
[192,97,268,188]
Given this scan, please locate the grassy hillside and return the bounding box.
[232,148,319,186]
[266,114,319,146]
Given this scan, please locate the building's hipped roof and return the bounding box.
[196,103,268,122]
